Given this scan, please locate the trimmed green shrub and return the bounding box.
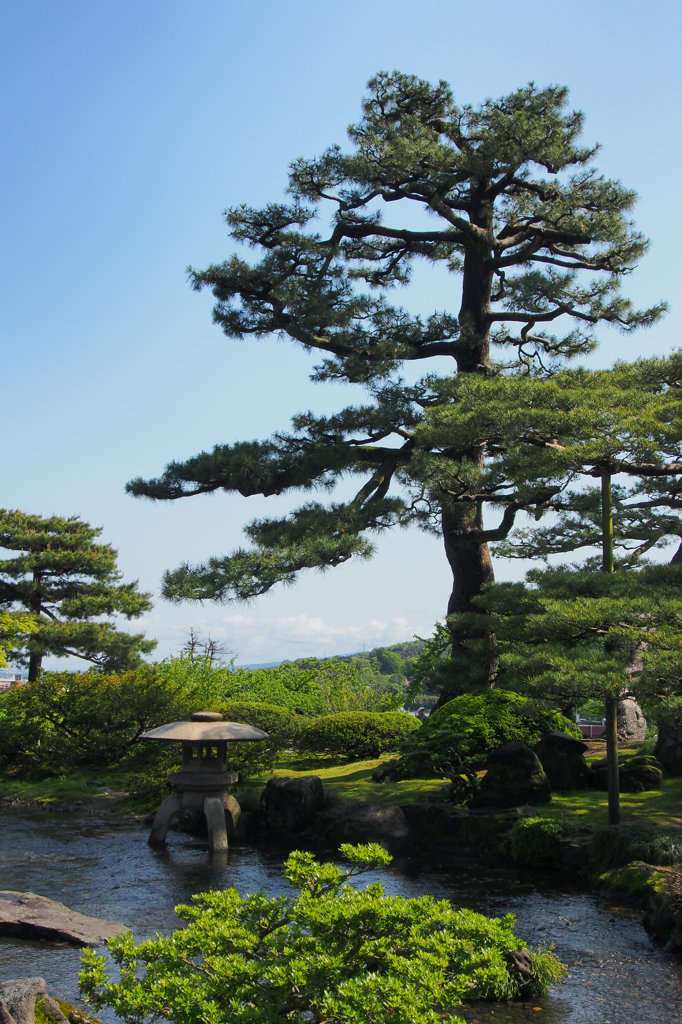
[297,711,420,759]
[389,690,581,779]
[590,825,682,871]
[511,817,567,868]
[214,700,303,745]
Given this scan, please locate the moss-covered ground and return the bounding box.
[1,739,680,834]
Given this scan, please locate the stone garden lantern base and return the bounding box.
[140,711,268,852]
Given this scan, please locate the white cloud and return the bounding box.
[219,612,417,663]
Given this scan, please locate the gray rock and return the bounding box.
[591,756,662,792]
[309,802,409,851]
[533,730,591,790]
[655,719,682,775]
[261,775,324,833]
[0,1000,16,1024]
[617,697,647,742]
[0,892,130,946]
[0,979,47,1024]
[467,742,551,809]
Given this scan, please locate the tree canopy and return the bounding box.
[127,71,664,686]
[0,509,156,679]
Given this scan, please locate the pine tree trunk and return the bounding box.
[436,221,495,704]
[28,570,42,682]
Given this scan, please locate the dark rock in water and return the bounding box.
[467,742,551,809]
[655,720,682,776]
[503,949,536,995]
[261,775,324,834]
[0,979,47,1024]
[591,756,663,792]
[401,802,531,856]
[533,730,591,790]
[308,802,409,851]
[558,835,592,870]
[617,697,647,742]
[0,892,130,946]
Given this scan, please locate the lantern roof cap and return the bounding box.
[140,712,267,743]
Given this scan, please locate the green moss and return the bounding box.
[598,861,666,905]
[35,998,101,1024]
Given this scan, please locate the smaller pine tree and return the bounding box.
[0,510,156,679]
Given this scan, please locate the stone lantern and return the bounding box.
[140,711,268,852]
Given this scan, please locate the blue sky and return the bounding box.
[2,0,681,666]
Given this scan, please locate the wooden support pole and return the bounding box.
[605,694,620,825]
[602,474,619,825]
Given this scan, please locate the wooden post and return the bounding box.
[605,694,620,825]
[602,474,619,824]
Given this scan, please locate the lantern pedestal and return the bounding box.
[140,712,268,854]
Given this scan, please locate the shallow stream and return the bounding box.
[1,810,681,1024]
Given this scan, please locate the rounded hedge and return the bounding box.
[215,700,303,744]
[297,711,420,759]
[390,690,582,779]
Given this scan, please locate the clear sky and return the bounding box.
[2,0,681,667]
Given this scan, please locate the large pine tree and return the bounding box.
[127,72,664,682]
[0,510,156,679]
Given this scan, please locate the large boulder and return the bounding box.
[591,755,663,792]
[0,892,130,946]
[467,742,551,809]
[261,775,325,833]
[309,802,409,852]
[617,697,647,742]
[533,730,591,790]
[0,979,47,1024]
[655,720,682,776]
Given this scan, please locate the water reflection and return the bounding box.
[0,810,680,1024]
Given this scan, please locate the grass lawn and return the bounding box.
[0,766,139,807]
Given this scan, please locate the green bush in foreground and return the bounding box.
[80,844,565,1024]
[297,711,419,759]
[390,691,580,779]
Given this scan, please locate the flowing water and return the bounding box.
[1,810,681,1024]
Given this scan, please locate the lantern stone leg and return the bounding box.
[204,797,229,851]
[148,794,183,846]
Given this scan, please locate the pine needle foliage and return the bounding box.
[0,509,155,679]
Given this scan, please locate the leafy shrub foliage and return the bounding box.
[511,817,567,869]
[590,825,682,871]
[80,843,566,1024]
[389,691,581,779]
[0,668,178,777]
[297,711,419,759]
